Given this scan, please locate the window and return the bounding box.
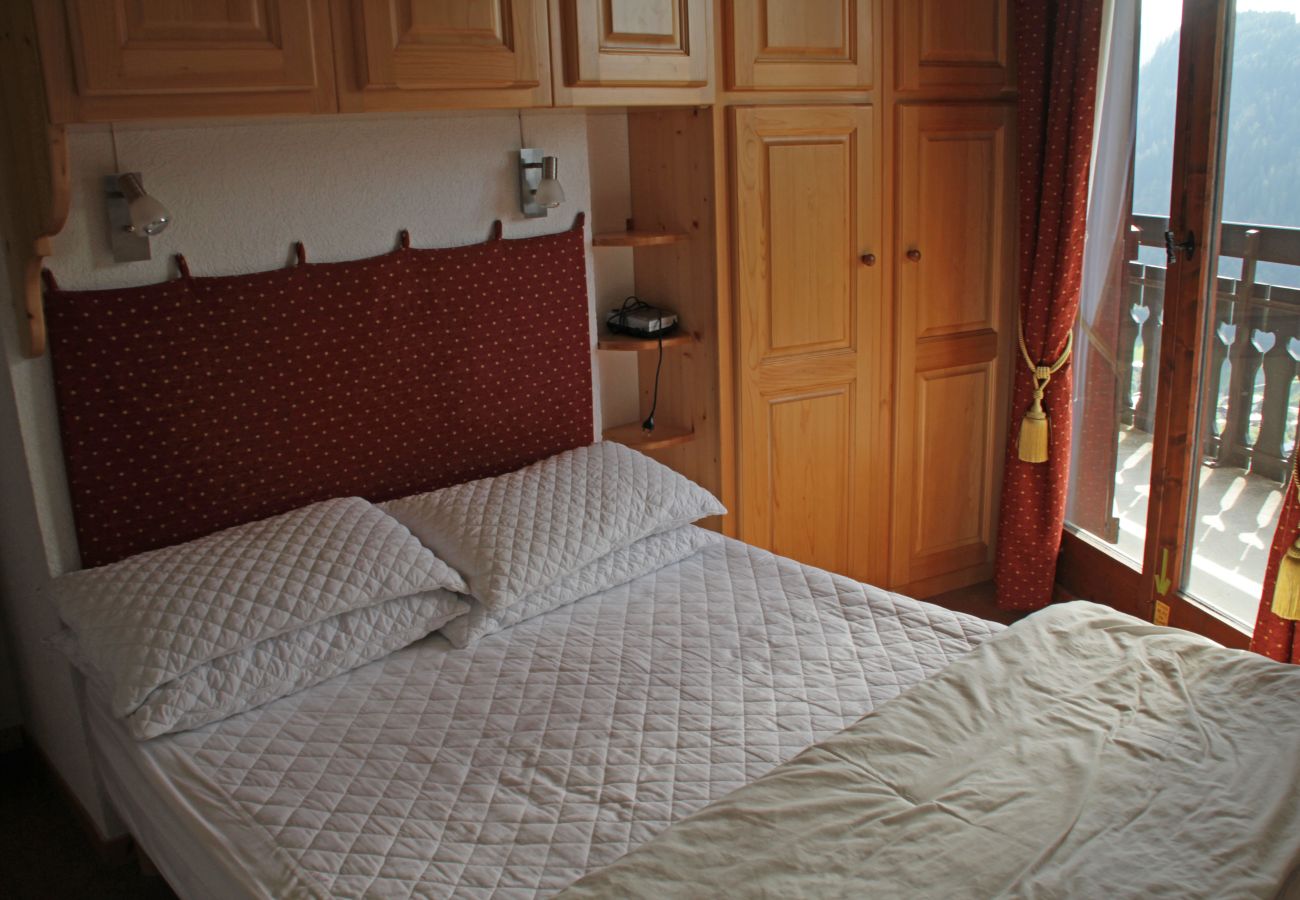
[1065,0,1300,632]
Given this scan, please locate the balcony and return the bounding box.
[1074,215,1299,628]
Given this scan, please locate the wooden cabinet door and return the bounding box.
[726,0,874,91]
[332,0,550,110]
[892,104,1014,595]
[37,0,336,121]
[895,0,1013,93]
[551,0,712,104]
[733,106,887,583]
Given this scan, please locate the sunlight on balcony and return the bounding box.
[1111,427,1287,627]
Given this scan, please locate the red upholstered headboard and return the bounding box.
[45,220,593,568]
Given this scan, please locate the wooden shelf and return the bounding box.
[596,330,692,352]
[602,421,695,451]
[593,230,689,248]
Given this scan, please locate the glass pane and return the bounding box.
[1066,0,1183,565]
[1183,1,1300,628]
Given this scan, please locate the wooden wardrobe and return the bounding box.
[722,0,1017,597]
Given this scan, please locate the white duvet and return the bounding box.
[562,602,1300,899]
[127,534,1001,898]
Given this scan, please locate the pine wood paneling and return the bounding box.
[895,0,1013,94]
[332,0,551,110]
[551,0,712,105]
[892,103,1014,594]
[625,108,729,528]
[733,105,888,583]
[726,0,874,90]
[37,0,336,121]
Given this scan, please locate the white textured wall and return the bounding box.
[0,107,638,838]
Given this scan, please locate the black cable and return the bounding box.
[642,332,663,433]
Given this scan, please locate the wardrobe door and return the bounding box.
[892,103,1015,595]
[895,0,1013,94]
[733,106,887,583]
[332,0,551,110]
[551,0,712,104]
[726,0,874,91]
[37,0,336,121]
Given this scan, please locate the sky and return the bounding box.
[1140,0,1300,63]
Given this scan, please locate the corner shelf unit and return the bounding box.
[592,107,727,531]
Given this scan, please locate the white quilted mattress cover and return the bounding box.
[92,533,1002,899]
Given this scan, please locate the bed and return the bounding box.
[41,222,1300,899]
[81,532,999,898]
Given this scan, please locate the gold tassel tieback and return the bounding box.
[1016,327,1073,464]
[1272,456,1300,620]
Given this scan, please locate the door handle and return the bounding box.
[905,248,922,262]
[1164,229,1195,264]
[860,253,877,266]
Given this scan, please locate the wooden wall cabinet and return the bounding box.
[895,0,1013,94]
[732,105,888,583]
[726,0,874,91]
[34,0,723,120]
[891,103,1015,595]
[550,0,713,105]
[36,0,338,122]
[331,0,551,111]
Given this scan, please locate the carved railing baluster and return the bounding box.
[1252,286,1300,481]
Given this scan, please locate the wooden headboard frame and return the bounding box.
[45,215,593,568]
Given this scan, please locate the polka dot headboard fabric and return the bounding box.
[45,221,594,569]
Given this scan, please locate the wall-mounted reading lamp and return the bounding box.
[518,150,565,218]
[105,172,172,262]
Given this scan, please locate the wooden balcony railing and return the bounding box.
[1120,214,1300,482]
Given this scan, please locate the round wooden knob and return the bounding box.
[906,248,922,262]
[860,253,877,266]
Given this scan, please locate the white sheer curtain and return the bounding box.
[1066,0,1141,536]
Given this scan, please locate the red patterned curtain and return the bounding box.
[1250,463,1300,663]
[995,0,1104,610]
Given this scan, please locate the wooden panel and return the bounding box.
[896,0,1013,93]
[767,387,852,571]
[333,0,550,110]
[911,364,992,561]
[551,0,712,104]
[727,0,873,90]
[893,103,1014,594]
[914,128,998,337]
[37,0,336,120]
[767,140,851,354]
[733,105,887,583]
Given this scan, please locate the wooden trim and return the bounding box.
[596,331,693,351]
[593,229,690,247]
[1138,0,1233,617]
[1057,530,1250,649]
[1,1,70,358]
[603,421,695,449]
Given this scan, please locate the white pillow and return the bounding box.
[379,442,725,614]
[443,525,722,648]
[52,497,467,721]
[124,590,466,739]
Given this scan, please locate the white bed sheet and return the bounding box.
[87,534,1001,899]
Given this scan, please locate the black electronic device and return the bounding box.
[606,296,678,339]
